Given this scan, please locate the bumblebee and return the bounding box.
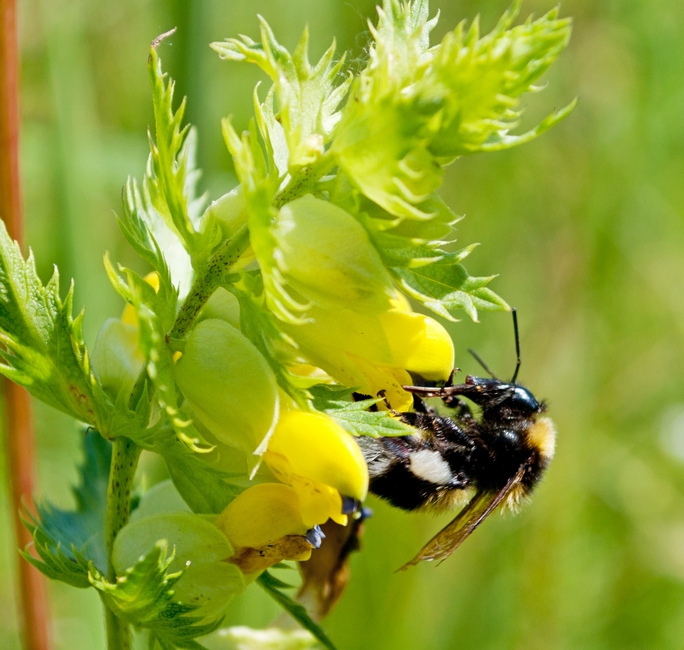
[357,310,556,569]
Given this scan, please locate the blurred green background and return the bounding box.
[3,0,684,648]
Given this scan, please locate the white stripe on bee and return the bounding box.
[409,450,453,485]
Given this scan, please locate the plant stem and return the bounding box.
[273,155,336,210]
[0,0,52,648]
[103,436,141,650]
[169,223,250,340]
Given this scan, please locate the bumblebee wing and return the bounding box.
[400,464,527,570]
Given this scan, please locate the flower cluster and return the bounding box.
[94,0,571,632]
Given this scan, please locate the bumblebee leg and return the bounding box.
[353,391,378,412]
[377,390,402,417]
[442,396,474,422]
[412,393,439,416]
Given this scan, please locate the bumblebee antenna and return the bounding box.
[510,308,521,384]
[467,348,497,379]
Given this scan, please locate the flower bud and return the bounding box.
[273,195,395,312]
[202,186,247,239]
[174,319,278,455]
[198,287,241,329]
[91,319,144,398]
[113,512,244,620]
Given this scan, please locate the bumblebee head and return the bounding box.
[504,385,543,415]
[460,376,544,418]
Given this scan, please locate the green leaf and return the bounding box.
[331,0,444,220]
[425,4,574,158]
[21,528,92,589]
[21,429,111,585]
[0,220,152,439]
[212,20,350,170]
[0,220,103,426]
[392,262,509,322]
[331,0,573,220]
[91,541,223,648]
[220,117,304,325]
[327,403,414,438]
[147,40,220,266]
[163,446,245,514]
[118,176,185,301]
[258,571,336,650]
[104,259,207,452]
[309,384,414,437]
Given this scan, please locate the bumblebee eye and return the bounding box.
[507,386,540,414]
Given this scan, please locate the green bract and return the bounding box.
[174,319,279,455]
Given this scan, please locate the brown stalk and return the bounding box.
[0,0,52,647]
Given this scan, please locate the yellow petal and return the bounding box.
[379,310,454,381]
[264,452,347,527]
[282,307,453,413]
[215,483,309,549]
[265,410,368,502]
[349,357,414,411]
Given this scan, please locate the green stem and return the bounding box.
[273,154,336,209]
[103,436,141,650]
[169,224,250,341]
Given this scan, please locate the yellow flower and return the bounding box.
[215,483,321,574]
[215,407,368,573]
[263,409,368,527]
[283,298,454,410]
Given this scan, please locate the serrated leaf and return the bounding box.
[309,384,413,437]
[147,42,220,266]
[258,571,336,650]
[307,383,357,405]
[332,0,573,220]
[328,405,414,438]
[148,424,248,514]
[393,262,509,322]
[220,117,306,325]
[104,259,207,452]
[425,4,574,158]
[22,430,111,585]
[228,275,310,406]
[91,541,223,648]
[21,528,92,588]
[0,220,104,425]
[212,20,350,170]
[118,177,187,300]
